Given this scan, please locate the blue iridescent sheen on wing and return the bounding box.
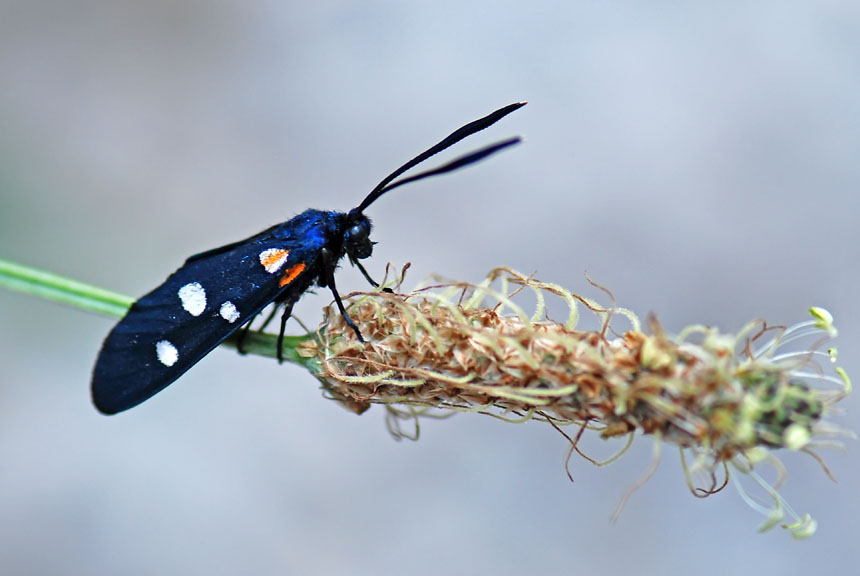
[92,209,343,414]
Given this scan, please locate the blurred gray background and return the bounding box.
[1,2,858,574]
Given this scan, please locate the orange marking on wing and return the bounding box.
[260,248,290,273]
[280,263,307,287]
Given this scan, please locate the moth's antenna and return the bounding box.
[375,137,521,196]
[354,102,526,213]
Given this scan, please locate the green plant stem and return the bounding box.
[0,257,319,372]
[0,257,133,318]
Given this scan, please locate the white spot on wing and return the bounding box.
[178,282,207,316]
[156,340,178,367]
[220,301,240,323]
[259,248,289,274]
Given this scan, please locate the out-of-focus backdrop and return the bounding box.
[1,2,858,574]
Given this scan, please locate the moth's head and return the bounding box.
[343,210,374,260]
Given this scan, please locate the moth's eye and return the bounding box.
[348,224,365,239]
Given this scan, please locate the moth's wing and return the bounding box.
[184,223,285,263]
[91,236,316,414]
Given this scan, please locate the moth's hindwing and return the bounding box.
[91,237,315,414]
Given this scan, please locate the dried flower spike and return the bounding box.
[300,267,851,538]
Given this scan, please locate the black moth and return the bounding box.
[92,102,525,414]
